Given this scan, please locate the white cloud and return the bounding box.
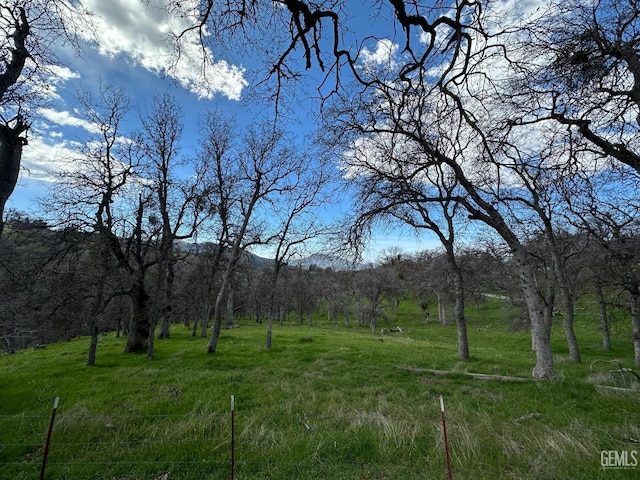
[73,0,247,100]
[47,65,81,83]
[21,65,80,103]
[37,108,102,134]
[358,39,401,78]
[361,39,399,68]
[21,135,81,182]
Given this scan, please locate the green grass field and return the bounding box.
[1,297,639,479]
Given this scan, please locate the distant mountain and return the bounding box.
[176,241,272,267]
[175,241,359,270]
[290,253,361,271]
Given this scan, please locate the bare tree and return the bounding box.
[346,152,471,360]
[0,1,90,237]
[206,124,307,353]
[160,0,482,118]
[565,166,640,366]
[48,84,161,357]
[136,93,209,342]
[264,150,335,349]
[509,0,640,173]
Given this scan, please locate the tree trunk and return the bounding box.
[550,248,581,362]
[265,316,273,349]
[560,290,581,362]
[437,292,447,325]
[207,282,227,353]
[513,250,555,379]
[200,303,211,337]
[595,283,611,351]
[226,286,234,326]
[125,281,151,353]
[452,268,469,361]
[0,121,27,238]
[0,7,29,238]
[87,318,99,366]
[208,181,261,353]
[158,258,175,339]
[192,318,198,337]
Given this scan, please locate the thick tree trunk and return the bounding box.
[513,249,555,379]
[0,8,29,238]
[125,282,151,353]
[595,284,611,351]
[0,121,27,238]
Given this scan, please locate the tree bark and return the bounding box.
[560,289,580,362]
[0,7,30,238]
[452,267,469,361]
[549,244,581,362]
[0,120,28,237]
[437,291,447,325]
[226,285,234,326]
[125,281,150,353]
[266,316,273,349]
[208,281,227,353]
[513,249,555,379]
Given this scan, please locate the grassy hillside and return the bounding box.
[1,297,639,479]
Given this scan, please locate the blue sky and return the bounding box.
[8,0,475,260]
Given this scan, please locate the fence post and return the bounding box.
[230,395,235,480]
[440,395,453,480]
[39,397,59,480]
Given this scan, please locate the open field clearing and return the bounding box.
[1,298,639,479]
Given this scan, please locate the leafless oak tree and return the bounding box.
[0,1,91,237]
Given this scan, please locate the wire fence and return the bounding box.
[0,397,452,480]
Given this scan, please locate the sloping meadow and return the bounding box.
[1,298,639,479]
